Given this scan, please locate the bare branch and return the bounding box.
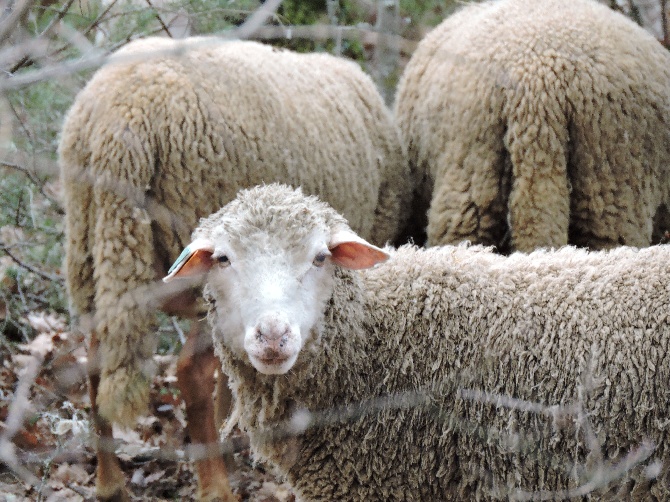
[508,440,656,501]
[458,387,578,418]
[1,156,64,211]
[0,352,49,494]
[230,0,284,40]
[38,0,76,38]
[0,240,63,283]
[0,0,34,44]
[250,23,418,56]
[144,0,173,38]
[0,51,108,90]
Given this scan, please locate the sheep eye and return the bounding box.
[313,252,329,267]
[217,255,230,267]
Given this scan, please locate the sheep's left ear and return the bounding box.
[329,229,390,270]
[163,238,215,282]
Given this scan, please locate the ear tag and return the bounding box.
[163,238,214,282]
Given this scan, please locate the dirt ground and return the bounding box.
[0,313,295,501]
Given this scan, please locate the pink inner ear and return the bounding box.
[179,249,214,276]
[330,241,389,270]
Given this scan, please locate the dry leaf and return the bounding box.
[17,332,55,358]
[50,463,90,485]
[26,313,66,334]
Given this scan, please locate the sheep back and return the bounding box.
[59,37,408,425]
[362,244,670,499]
[395,0,670,252]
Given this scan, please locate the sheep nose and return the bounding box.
[255,319,290,351]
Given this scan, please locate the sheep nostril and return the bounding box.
[255,327,264,341]
[255,321,291,344]
[256,327,286,345]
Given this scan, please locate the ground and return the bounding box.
[0,314,295,502]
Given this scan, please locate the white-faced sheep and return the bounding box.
[58,37,408,501]
[395,0,670,252]
[166,183,670,501]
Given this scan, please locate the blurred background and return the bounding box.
[0,0,667,499]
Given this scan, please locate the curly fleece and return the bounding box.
[58,37,409,426]
[395,0,670,252]
[205,185,670,501]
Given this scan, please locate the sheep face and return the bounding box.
[163,185,389,375]
[208,227,336,375]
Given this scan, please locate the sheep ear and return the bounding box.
[328,230,390,270]
[163,238,215,282]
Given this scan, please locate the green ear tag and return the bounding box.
[163,238,215,283]
[167,245,194,276]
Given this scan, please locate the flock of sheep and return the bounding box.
[57,0,670,500]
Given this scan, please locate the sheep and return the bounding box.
[394,0,670,253]
[58,36,409,501]
[165,183,670,501]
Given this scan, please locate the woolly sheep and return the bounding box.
[58,37,408,501]
[395,0,670,252]
[166,183,670,501]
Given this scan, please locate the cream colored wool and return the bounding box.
[58,37,409,426]
[395,0,670,252]
[199,185,670,501]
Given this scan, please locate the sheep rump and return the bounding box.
[179,184,670,500]
[58,36,409,425]
[395,0,670,252]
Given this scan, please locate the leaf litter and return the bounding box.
[0,312,296,501]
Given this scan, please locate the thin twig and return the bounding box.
[0,0,34,44]
[171,316,187,345]
[6,0,79,74]
[1,159,63,214]
[38,0,77,38]
[229,0,284,40]
[82,0,120,38]
[0,20,418,91]
[0,352,49,494]
[249,23,418,56]
[144,0,172,38]
[508,441,656,501]
[0,240,63,283]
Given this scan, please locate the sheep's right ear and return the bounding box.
[163,238,215,282]
[329,230,390,270]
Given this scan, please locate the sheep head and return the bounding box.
[163,184,389,375]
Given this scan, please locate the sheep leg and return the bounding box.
[652,203,670,244]
[427,150,510,251]
[176,320,237,502]
[88,331,130,502]
[504,98,571,252]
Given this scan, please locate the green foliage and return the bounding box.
[9,80,82,157]
[280,0,327,25]
[178,0,261,33]
[400,0,462,28]
[0,170,66,340]
[156,313,186,355]
[267,1,368,60]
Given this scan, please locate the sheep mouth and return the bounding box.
[257,356,290,366]
[250,353,297,375]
